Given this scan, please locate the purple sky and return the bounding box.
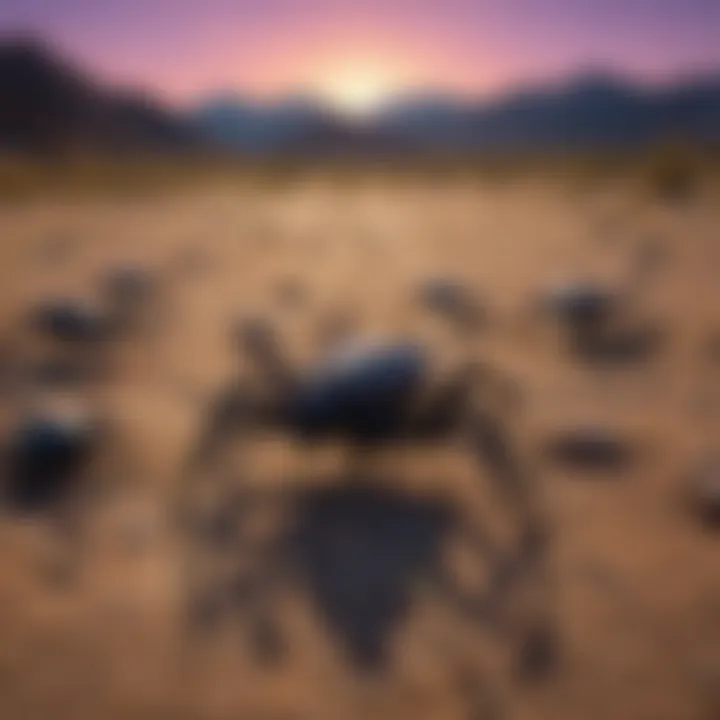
[1,0,719,102]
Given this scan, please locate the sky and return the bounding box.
[1,0,720,108]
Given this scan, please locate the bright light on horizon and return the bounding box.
[316,66,397,117]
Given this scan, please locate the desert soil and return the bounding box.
[0,174,718,720]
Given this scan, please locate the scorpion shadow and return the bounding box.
[184,476,542,675]
[282,483,459,669]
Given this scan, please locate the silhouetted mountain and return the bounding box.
[193,72,720,155]
[0,38,199,154]
[374,92,478,148]
[462,73,720,150]
[191,95,329,153]
[191,96,424,155]
[2,38,718,157]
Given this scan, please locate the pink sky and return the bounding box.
[2,0,719,102]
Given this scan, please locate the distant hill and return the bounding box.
[194,73,720,155]
[191,95,331,153]
[0,38,199,154]
[463,74,720,151]
[1,38,719,157]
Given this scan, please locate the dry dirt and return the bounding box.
[0,173,718,720]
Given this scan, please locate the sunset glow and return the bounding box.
[0,0,718,103]
[317,67,396,117]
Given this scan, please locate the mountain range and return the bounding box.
[1,38,719,156]
[0,38,198,155]
[193,75,720,154]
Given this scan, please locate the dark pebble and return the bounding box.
[687,458,720,529]
[33,298,112,343]
[546,427,633,471]
[4,406,99,512]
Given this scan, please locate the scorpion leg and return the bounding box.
[182,383,254,477]
[464,385,559,683]
[229,532,292,666]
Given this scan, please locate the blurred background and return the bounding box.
[0,2,719,720]
[1,0,720,161]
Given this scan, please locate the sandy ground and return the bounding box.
[0,173,718,720]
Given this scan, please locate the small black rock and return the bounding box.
[5,407,98,511]
[103,265,155,307]
[33,299,111,343]
[546,427,632,471]
[543,282,617,329]
[515,623,559,681]
[688,458,720,529]
[418,277,483,329]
